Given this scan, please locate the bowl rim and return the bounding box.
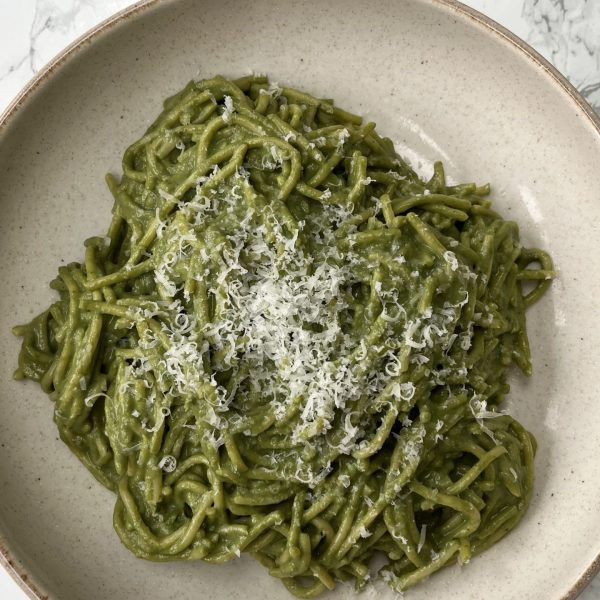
[0,1,599,599]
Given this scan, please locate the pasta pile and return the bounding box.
[14,76,553,597]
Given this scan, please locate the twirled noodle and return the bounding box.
[14,75,553,597]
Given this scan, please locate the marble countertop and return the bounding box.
[0,1,599,599]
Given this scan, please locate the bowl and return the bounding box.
[1,1,600,599]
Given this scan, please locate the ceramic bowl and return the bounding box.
[1,1,599,599]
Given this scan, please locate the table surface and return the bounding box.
[1,1,599,599]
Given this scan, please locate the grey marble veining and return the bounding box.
[523,0,600,113]
[0,1,599,599]
[0,0,138,106]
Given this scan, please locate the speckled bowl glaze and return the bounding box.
[1,1,599,599]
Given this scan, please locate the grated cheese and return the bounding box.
[158,455,177,472]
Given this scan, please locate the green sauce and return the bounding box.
[13,75,553,597]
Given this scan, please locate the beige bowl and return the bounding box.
[1,1,600,599]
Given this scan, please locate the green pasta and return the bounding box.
[13,75,553,597]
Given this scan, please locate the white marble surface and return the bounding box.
[0,1,599,599]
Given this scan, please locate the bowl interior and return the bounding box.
[1,1,600,599]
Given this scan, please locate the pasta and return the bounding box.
[13,75,553,597]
